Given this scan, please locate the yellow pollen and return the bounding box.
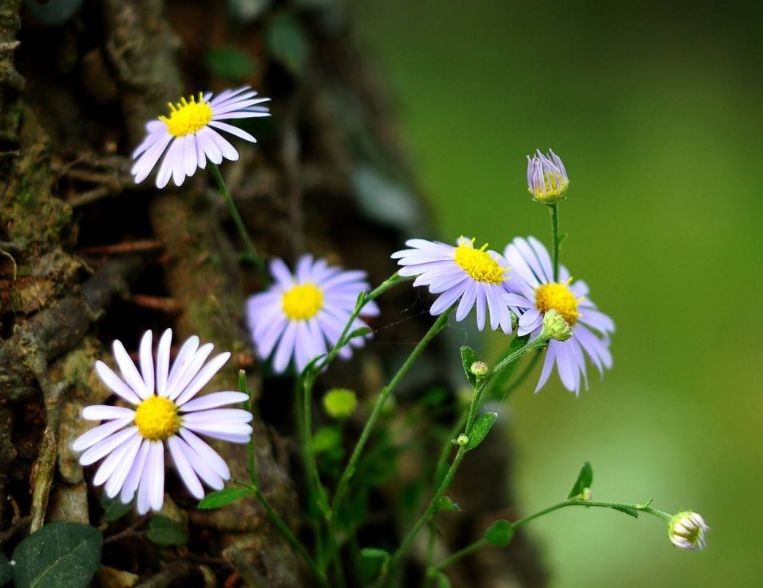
[531,172,569,201]
[134,396,181,441]
[453,239,506,284]
[282,283,324,321]
[159,92,213,138]
[535,280,581,326]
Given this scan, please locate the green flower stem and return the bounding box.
[209,163,267,283]
[330,307,453,521]
[549,202,560,281]
[433,499,672,572]
[245,482,330,588]
[490,337,548,377]
[499,349,542,401]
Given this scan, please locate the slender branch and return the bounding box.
[209,163,267,283]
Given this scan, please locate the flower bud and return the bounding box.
[322,388,358,420]
[456,434,469,447]
[469,361,489,378]
[542,309,573,341]
[668,511,709,551]
[527,149,569,203]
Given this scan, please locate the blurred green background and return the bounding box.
[355,1,762,586]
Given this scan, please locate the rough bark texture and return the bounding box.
[0,0,547,586]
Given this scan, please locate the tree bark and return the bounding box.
[0,0,546,585]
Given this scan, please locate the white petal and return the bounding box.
[95,361,141,405]
[120,440,150,504]
[174,352,231,406]
[168,343,214,401]
[93,429,140,486]
[168,436,204,499]
[178,428,230,480]
[179,391,249,413]
[208,120,256,143]
[139,331,154,396]
[72,417,133,452]
[156,329,172,397]
[113,340,150,400]
[79,426,138,466]
[104,434,142,498]
[206,129,239,161]
[82,405,135,421]
[166,336,200,394]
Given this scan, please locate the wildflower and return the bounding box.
[527,149,569,203]
[504,236,614,394]
[668,511,709,551]
[131,86,270,188]
[73,330,252,514]
[246,255,379,374]
[391,237,514,333]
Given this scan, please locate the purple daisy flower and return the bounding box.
[131,86,270,189]
[504,236,614,394]
[246,255,380,374]
[391,237,513,333]
[72,330,252,514]
[527,149,569,203]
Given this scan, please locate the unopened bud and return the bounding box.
[542,309,573,341]
[668,511,709,551]
[456,434,469,447]
[470,361,489,378]
[527,149,569,204]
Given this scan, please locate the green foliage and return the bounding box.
[145,516,188,547]
[266,13,309,75]
[100,494,132,523]
[12,523,102,588]
[198,487,252,510]
[466,412,498,450]
[429,569,452,588]
[568,462,594,499]
[611,505,640,518]
[323,388,358,419]
[313,426,342,454]
[436,496,461,512]
[484,519,514,546]
[459,346,480,388]
[204,47,257,82]
[484,335,529,399]
[0,554,12,586]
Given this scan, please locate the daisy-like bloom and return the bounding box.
[504,236,614,394]
[246,255,380,374]
[131,86,270,189]
[72,330,252,514]
[391,237,513,333]
[668,511,710,551]
[527,149,569,203]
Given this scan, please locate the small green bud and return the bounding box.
[469,361,489,378]
[580,487,592,501]
[322,388,357,420]
[542,309,573,341]
[668,511,709,551]
[456,434,469,447]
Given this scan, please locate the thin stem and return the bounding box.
[209,163,267,283]
[433,499,672,572]
[549,202,560,281]
[330,308,453,519]
[490,337,548,379]
[500,349,542,401]
[248,484,330,588]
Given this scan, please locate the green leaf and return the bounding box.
[204,47,257,82]
[360,547,390,561]
[436,496,461,512]
[198,487,252,510]
[459,346,480,388]
[12,522,102,588]
[567,462,594,499]
[429,569,452,588]
[265,13,309,75]
[145,516,188,546]
[0,553,12,586]
[344,326,372,344]
[484,519,514,546]
[466,412,498,450]
[103,500,132,523]
[611,505,639,518]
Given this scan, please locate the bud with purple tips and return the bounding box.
[527,149,569,203]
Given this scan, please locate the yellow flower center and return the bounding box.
[159,93,213,138]
[535,281,581,326]
[530,172,569,201]
[453,239,506,284]
[134,396,181,441]
[282,283,324,320]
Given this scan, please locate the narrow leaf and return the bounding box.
[198,487,252,510]
[568,462,594,498]
[611,505,639,518]
[360,548,390,561]
[431,569,452,588]
[12,522,102,588]
[466,412,498,450]
[436,496,461,512]
[484,519,514,546]
[459,346,480,387]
